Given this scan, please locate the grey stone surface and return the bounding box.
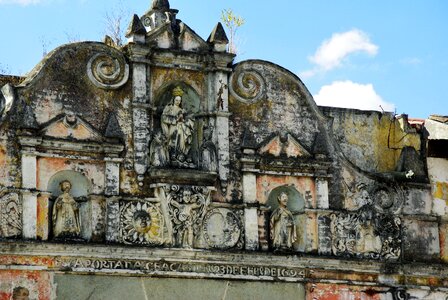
[55,275,305,300]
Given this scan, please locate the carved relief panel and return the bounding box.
[0,192,22,238]
[202,207,244,250]
[164,185,210,248]
[329,183,403,260]
[120,200,167,246]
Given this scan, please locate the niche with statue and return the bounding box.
[47,170,104,241]
[149,83,218,174]
[266,185,305,252]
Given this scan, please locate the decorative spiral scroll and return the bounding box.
[229,67,266,104]
[87,53,129,90]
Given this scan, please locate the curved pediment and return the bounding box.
[229,59,333,160]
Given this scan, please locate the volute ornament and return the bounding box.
[87,52,129,90]
[229,66,266,104]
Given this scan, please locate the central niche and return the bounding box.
[151,83,201,169]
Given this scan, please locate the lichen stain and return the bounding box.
[36,194,50,240]
[151,67,204,98]
[440,223,448,262]
[433,181,448,201]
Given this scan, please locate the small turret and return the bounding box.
[207,22,229,52]
[126,14,147,44]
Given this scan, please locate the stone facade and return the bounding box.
[0,1,447,299]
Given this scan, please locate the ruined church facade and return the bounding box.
[0,1,447,299]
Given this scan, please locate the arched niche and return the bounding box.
[152,82,202,167]
[266,185,306,252]
[266,185,305,213]
[154,82,201,115]
[47,170,91,198]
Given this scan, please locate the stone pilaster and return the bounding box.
[243,172,259,251]
[129,45,151,186]
[105,159,121,196]
[106,196,120,243]
[22,191,37,239]
[20,144,38,239]
[214,71,230,186]
[315,178,329,209]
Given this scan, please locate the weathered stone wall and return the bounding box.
[321,107,421,173]
[0,1,447,299]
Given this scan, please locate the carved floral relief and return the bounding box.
[165,185,210,248]
[330,184,402,260]
[0,192,22,238]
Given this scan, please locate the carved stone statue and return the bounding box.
[161,87,195,163]
[149,130,169,167]
[199,126,218,172]
[270,192,297,249]
[52,180,81,239]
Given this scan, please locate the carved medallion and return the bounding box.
[203,208,242,249]
[120,201,165,245]
[0,192,22,238]
[371,186,404,214]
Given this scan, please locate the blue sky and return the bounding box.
[0,0,447,118]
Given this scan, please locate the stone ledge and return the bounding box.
[0,241,446,287]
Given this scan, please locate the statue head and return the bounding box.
[182,189,193,203]
[59,180,72,193]
[277,192,289,207]
[12,286,29,300]
[133,211,152,233]
[171,87,184,107]
[64,111,77,126]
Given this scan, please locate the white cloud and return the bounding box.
[300,29,378,78]
[314,80,395,112]
[400,57,422,66]
[0,0,43,5]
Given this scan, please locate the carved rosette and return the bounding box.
[165,185,211,248]
[120,201,165,245]
[203,208,243,250]
[330,207,401,260]
[87,52,129,90]
[229,65,266,104]
[0,192,22,238]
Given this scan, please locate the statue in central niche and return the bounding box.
[161,87,195,166]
